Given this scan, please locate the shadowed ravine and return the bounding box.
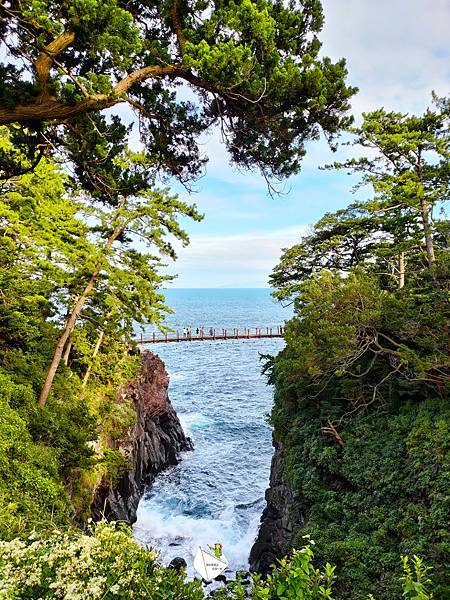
[132,289,291,576]
[133,337,285,576]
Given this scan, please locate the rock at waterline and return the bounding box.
[91,351,193,523]
[168,557,187,573]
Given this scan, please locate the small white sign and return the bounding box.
[193,547,228,582]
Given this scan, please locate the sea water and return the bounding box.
[133,289,291,575]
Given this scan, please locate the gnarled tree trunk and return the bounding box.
[38,224,124,406]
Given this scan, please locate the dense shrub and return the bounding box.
[0,522,204,599]
[0,373,72,540]
[267,271,449,599]
[0,525,436,599]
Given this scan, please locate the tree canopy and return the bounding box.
[271,96,450,302]
[0,0,356,186]
[326,96,449,270]
[0,128,201,407]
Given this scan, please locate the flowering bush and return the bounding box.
[0,522,203,599]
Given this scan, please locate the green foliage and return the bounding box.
[0,125,200,392]
[268,98,449,599]
[0,522,438,600]
[0,0,356,186]
[268,263,449,599]
[99,449,133,486]
[272,95,449,303]
[0,373,73,540]
[250,541,335,599]
[400,555,434,600]
[280,398,449,599]
[325,95,449,273]
[271,269,448,408]
[0,521,204,599]
[0,124,202,531]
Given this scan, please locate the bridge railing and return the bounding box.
[137,326,284,344]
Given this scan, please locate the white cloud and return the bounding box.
[166,225,308,287]
[320,0,450,115]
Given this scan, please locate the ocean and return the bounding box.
[133,288,292,575]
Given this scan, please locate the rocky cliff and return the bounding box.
[92,351,192,523]
[249,440,303,573]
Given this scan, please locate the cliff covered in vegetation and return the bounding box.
[251,101,450,599]
[92,352,192,523]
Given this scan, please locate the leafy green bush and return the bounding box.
[266,269,449,599]
[100,448,133,485]
[0,373,72,540]
[250,540,335,599]
[0,522,204,599]
[0,522,438,600]
[400,555,434,600]
[272,390,449,599]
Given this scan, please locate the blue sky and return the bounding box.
[164,0,450,287]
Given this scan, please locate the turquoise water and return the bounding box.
[133,289,292,574]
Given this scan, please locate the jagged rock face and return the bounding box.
[249,441,304,573]
[91,351,192,523]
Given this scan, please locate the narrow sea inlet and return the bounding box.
[133,289,291,574]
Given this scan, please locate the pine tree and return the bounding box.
[0,0,356,186]
[326,95,449,275]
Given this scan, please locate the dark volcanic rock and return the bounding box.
[249,440,304,573]
[169,557,187,572]
[91,351,192,523]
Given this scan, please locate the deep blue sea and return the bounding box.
[133,289,292,574]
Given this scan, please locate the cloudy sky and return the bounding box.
[165,0,450,288]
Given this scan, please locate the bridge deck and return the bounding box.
[137,326,284,344]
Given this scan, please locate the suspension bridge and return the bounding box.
[136,326,284,344]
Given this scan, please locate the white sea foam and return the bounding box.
[169,371,186,382]
[178,412,213,435]
[134,502,259,575]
